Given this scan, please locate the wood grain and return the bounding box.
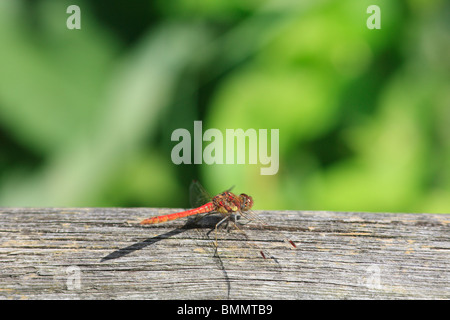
[0,208,448,299]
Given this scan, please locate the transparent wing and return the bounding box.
[240,210,297,249]
[189,180,212,208]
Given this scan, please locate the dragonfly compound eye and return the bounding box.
[239,193,253,211]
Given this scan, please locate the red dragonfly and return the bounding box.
[140,181,296,258]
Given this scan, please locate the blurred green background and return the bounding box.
[0,0,448,213]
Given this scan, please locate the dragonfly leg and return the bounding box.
[214,215,231,248]
[226,212,240,232]
[237,211,252,225]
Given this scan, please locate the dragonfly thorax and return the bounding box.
[212,191,253,214]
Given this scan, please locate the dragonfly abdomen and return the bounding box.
[140,202,215,225]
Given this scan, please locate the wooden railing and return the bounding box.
[1,208,448,299]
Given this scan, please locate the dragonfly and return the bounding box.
[140,181,296,259]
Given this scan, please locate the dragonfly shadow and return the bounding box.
[100,227,185,262]
[99,215,232,298]
[189,214,233,298]
[100,215,224,263]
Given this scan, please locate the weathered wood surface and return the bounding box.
[0,208,448,299]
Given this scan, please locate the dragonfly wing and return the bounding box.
[225,185,235,192]
[240,210,297,249]
[189,180,212,208]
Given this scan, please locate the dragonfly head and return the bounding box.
[239,193,253,211]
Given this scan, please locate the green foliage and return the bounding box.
[0,0,448,213]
